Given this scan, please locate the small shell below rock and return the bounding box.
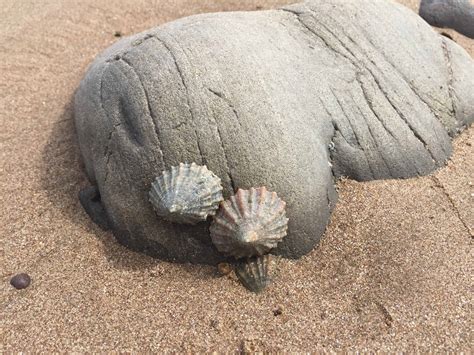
[149,163,223,224]
[235,255,274,293]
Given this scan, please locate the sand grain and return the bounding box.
[1,0,473,352]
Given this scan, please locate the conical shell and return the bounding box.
[236,255,273,293]
[149,163,223,224]
[210,187,288,259]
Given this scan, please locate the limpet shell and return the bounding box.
[210,187,288,259]
[236,255,274,293]
[149,162,223,224]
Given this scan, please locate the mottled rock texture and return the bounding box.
[74,0,474,263]
[420,0,474,39]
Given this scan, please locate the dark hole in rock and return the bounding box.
[440,31,454,40]
[79,186,111,231]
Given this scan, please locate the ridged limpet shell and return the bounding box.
[149,163,223,224]
[235,255,274,293]
[210,187,288,259]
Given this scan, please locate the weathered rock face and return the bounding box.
[420,0,474,39]
[74,0,474,264]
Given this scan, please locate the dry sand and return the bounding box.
[0,0,472,352]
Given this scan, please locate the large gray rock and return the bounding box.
[420,0,474,39]
[74,0,474,264]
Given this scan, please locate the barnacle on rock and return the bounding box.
[236,255,274,293]
[149,163,223,224]
[210,187,288,259]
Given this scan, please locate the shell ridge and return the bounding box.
[149,163,223,224]
[235,255,272,293]
[210,187,288,258]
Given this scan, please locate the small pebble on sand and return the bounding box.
[217,262,233,276]
[10,273,31,290]
[273,305,283,316]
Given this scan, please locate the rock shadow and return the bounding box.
[40,97,212,273]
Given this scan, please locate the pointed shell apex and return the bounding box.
[210,186,288,258]
[149,163,223,224]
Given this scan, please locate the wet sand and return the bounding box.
[1,0,472,351]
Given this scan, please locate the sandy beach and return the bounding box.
[1,0,472,351]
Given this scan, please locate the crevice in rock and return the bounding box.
[441,37,458,127]
[207,88,238,192]
[150,35,205,165]
[104,32,159,64]
[330,87,376,180]
[349,24,453,157]
[103,122,121,183]
[325,187,331,210]
[329,88,363,151]
[99,64,120,184]
[356,72,420,177]
[330,11,450,163]
[346,10,455,138]
[374,73,438,165]
[357,73,397,144]
[320,96,353,149]
[352,94,394,178]
[285,7,438,171]
[327,119,343,178]
[208,88,243,130]
[300,8,439,166]
[321,95,362,180]
[280,8,357,65]
[358,60,439,165]
[118,56,165,167]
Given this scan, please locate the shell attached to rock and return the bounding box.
[149,163,224,224]
[210,187,288,259]
[236,255,274,293]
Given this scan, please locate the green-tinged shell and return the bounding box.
[236,255,273,293]
[149,163,223,224]
[210,187,288,259]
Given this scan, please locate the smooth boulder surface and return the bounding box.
[420,0,474,38]
[74,0,474,263]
